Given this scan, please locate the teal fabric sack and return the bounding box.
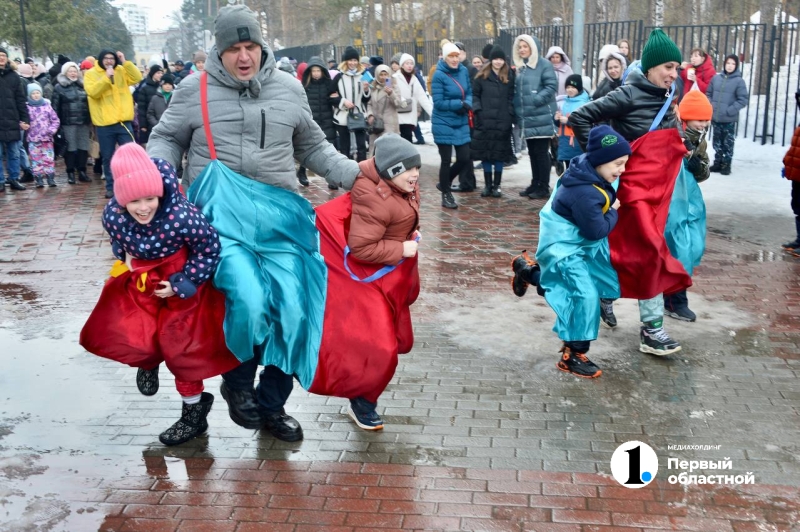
[536,182,621,342]
[187,160,327,389]
[664,162,707,277]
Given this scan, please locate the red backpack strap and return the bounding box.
[200,72,217,161]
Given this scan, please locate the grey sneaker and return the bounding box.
[639,320,681,356]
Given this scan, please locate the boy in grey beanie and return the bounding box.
[343,132,422,430]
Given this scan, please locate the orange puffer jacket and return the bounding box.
[783,126,800,182]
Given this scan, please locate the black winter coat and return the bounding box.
[470,69,515,161]
[302,58,340,142]
[51,75,90,126]
[593,77,621,100]
[0,64,28,142]
[137,77,160,134]
[568,69,679,150]
[552,154,618,241]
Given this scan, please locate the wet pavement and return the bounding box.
[1,151,799,531]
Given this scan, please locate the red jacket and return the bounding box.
[679,55,716,95]
[784,126,800,181]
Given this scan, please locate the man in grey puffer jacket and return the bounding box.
[148,4,360,442]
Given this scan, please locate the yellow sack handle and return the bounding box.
[109,260,149,293]
[592,184,611,214]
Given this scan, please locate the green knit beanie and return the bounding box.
[640,28,682,73]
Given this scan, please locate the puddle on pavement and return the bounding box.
[737,250,797,262]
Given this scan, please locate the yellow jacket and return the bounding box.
[83,61,142,126]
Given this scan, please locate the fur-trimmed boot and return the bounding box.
[158,392,214,446]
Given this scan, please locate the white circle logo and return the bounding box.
[610,441,658,488]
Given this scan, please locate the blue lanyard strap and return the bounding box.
[649,84,674,132]
[343,234,420,283]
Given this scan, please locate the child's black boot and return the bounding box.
[511,250,541,297]
[47,174,56,187]
[481,168,493,197]
[556,344,602,378]
[136,365,160,396]
[709,159,722,172]
[297,166,309,187]
[720,162,731,175]
[159,392,214,446]
[34,174,44,188]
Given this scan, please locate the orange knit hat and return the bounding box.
[678,86,712,121]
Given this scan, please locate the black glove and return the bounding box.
[455,102,466,115]
[685,155,702,175]
[462,101,472,111]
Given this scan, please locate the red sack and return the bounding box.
[309,194,420,403]
[80,248,240,381]
[608,128,692,300]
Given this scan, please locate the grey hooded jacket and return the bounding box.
[706,69,748,124]
[147,44,359,190]
[513,35,558,139]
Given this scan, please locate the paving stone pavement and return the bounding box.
[1,157,799,531]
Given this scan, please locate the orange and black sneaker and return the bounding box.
[556,346,602,379]
[510,250,540,297]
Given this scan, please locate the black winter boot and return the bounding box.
[481,168,493,197]
[136,365,160,396]
[441,191,458,209]
[782,217,800,250]
[709,160,722,173]
[20,168,34,183]
[76,150,91,182]
[492,170,502,197]
[158,392,214,446]
[9,180,26,191]
[47,174,57,187]
[519,183,536,197]
[34,175,44,188]
[720,162,731,175]
[67,171,76,185]
[297,166,309,187]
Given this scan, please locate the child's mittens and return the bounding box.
[168,272,197,299]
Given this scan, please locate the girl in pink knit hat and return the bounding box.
[80,143,239,446]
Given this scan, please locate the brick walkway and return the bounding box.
[1,159,799,531]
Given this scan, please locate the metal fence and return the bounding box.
[273,20,800,146]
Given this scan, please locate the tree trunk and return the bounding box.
[757,0,779,95]
[654,0,664,27]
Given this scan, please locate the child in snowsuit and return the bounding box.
[781,90,800,256]
[80,143,239,446]
[26,83,60,187]
[346,134,420,429]
[511,125,631,378]
[555,74,589,171]
[663,87,712,321]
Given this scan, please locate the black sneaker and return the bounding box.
[511,250,539,297]
[556,346,602,378]
[519,185,536,197]
[782,237,800,250]
[599,299,617,328]
[527,189,550,200]
[441,191,458,209]
[136,365,160,396]
[348,397,384,431]
[664,292,696,322]
[640,320,681,356]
